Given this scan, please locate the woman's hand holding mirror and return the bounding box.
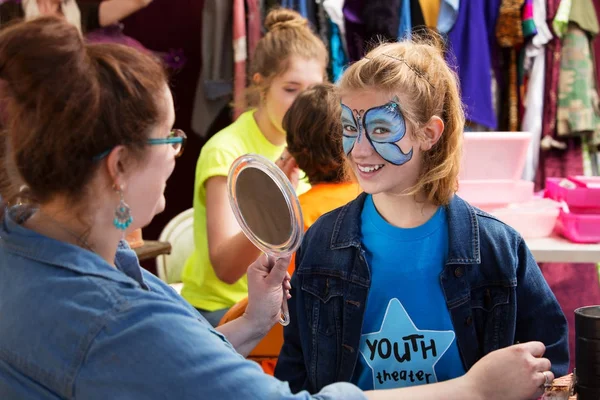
[244,254,293,334]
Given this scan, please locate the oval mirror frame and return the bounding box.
[228,153,304,257]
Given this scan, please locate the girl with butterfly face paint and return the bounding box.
[340,92,424,201]
[341,97,413,166]
[275,39,568,394]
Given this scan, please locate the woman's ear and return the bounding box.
[420,116,444,151]
[105,145,130,188]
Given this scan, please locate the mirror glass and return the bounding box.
[228,153,303,258]
[235,167,292,247]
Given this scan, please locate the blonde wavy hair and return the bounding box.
[245,8,328,108]
[338,38,464,206]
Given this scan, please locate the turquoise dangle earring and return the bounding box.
[113,185,133,231]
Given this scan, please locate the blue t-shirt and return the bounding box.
[352,195,466,390]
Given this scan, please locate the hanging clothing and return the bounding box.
[496,0,525,131]
[247,0,261,61]
[556,0,600,143]
[446,0,502,129]
[569,0,599,35]
[522,48,547,180]
[552,0,572,38]
[437,0,460,34]
[536,137,584,190]
[536,0,581,191]
[557,25,600,138]
[362,0,401,44]
[593,0,600,102]
[328,18,348,82]
[324,0,346,32]
[232,0,247,120]
[410,0,427,31]
[398,0,425,39]
[262,0,279,20]
[496,0,525,47]
[317,1,330,52]
[343,0,366,61]
[191,0,234,138]
[541,0,564,142]
[532,0,554,47]
[323,0,348,56]
[281,0,308,18]
[521,0,553,181]
[323,0,348,81]
[281,0,318,27]
[398,0,412,38]
[419,0,441,28]
[522,0,537,38]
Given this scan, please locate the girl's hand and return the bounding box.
[275,148,300,189]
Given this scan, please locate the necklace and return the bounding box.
[34,210,94,252]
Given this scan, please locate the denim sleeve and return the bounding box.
[74,300,365,400]
[514,238,570,377]
[275,270,311,393]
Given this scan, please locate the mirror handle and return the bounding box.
[279,295,290,326]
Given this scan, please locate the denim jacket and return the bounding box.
[0,208,366,400]
[275,193,569,393]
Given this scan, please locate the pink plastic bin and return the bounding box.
[556,209,600,243]
[460,132,532,180]
[546,177,600,214]
[457,179,534,211]
[490,199,560,239]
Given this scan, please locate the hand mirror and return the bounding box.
[227,153,304,326]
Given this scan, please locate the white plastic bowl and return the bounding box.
[489,199,561,239]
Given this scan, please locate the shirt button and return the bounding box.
[454,267,464,278]
[465,316,473,326]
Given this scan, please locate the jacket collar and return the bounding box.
[330,192,481,264]
[0,207,148,288]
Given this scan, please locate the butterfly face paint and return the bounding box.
[341,97,413,166]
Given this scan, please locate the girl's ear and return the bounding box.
[420,116,444,151]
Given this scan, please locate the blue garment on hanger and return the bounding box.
[328,18,348,82]
[281,0,308,19]
[280,0,320,28]
[437,0,460,34]
[445,0,501,129]
[397,0,412,39]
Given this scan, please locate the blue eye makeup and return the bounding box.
[341,97,413,166]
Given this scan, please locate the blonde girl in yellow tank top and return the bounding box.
[181,8,329,326]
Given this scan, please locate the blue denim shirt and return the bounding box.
[0,208,366,400]
[275,193,569,394]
